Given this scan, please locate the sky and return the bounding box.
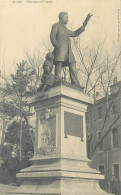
[0,0,120,75]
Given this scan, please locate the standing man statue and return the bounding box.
[50,12,93,88]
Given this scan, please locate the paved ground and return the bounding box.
[0,184,17,195]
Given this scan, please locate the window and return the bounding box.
[112,128,118,148]
[98,165,104,175]
[112,104,118,114]
[113,164,120,181]
[98,132,103,151]
[98,106,102,119]
[86,113,89,123]
[112,105,116,114]
[93,108,97,121]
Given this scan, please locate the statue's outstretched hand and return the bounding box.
[86,13,93,21]
[83,13,93,27]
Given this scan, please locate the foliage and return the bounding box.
[0,143,32,184]
[0,60,39,182]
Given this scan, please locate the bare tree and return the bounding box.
[72,37,121,100]
[25,49,44,92]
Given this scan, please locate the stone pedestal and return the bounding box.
[8,84,112,195]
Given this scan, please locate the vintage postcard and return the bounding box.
[0,0,121,194]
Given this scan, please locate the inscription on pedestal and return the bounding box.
[64,111,83,139]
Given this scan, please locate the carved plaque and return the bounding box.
[38,108,56,154]
[41,116,56,147]
[64,111,83,138]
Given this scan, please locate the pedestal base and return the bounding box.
[8,180,110,195]
[7,155,112,195]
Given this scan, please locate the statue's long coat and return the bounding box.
[50,22,85,65]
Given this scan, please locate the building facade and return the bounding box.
[86,81,121,193]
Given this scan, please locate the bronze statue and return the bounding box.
[37,53,60,92]
[50,12,93,88]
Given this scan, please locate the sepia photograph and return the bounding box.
[0,0,121,194]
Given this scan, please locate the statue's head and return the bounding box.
[45,52,54,61]
[43,53,54,74]
[59,12,68,24]
[43,61,53,74]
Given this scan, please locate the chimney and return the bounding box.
[110,77,121,94]
[113,77,117,85]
